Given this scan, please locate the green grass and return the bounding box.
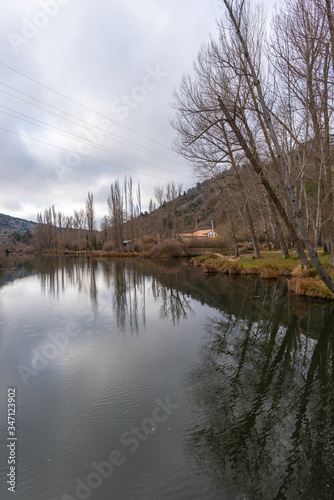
[191,249,334,299]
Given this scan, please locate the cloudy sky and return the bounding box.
[0,0,276,223]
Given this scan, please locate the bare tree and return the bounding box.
[108,180,124,251]
[86,192,95,249]
[172,0,334,292]
[137,181,144,252]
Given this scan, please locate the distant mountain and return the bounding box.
[0,213,36,236]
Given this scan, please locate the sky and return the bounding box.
[0,0,278,224]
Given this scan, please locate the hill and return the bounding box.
[142,178,227,239]
[0,213,36,236]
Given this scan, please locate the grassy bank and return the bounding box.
[190,251,334,300]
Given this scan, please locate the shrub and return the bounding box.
[146,239,185,258]
[102,240,116,252]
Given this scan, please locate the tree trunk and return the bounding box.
[267,197,289,258]
[223,0,334,291]
[228,210,239,256]
[218,96,309,267]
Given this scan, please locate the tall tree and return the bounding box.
[86,191,95,248]
[172,0,334,292]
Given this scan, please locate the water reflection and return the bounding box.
[0,257,195,333]
[2,257,334,499]
[184,278,334,500]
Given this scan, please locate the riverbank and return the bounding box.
[6,247,334,300]
[190,251,334,300]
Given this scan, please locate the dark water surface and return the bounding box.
[0,256,334,500]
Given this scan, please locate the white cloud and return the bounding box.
[0,0,277,222]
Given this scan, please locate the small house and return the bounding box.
[178,228,217,241]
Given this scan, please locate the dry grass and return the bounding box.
[241,267,260,275]
[200,257,243,275]
[260,267,279,279]
[291,265,304,278]
[288,277,334,299]
[278,267,293,276]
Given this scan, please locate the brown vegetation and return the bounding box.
[145,239,185,259]
[102,240,116,252]
[260,266,279,279]
[186,236,232,250]
[22,246,35,254]
[0,253,6,268]
[288,277,334,299]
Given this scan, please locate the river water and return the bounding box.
[0,256,334,500]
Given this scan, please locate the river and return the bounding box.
[0,256,333,500]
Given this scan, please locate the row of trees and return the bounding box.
[32,177,190,253]
[103,176,143,251]
[171,0,334,291]
[34,192,96,251]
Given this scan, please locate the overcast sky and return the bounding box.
[0,0,277,224]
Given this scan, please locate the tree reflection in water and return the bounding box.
[109,259,194,330]
[21,256,194,334]
[184,280,334,500]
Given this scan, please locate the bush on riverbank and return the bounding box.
[145,239,185,258]
[190,252,334,300]
[102,240,116,252]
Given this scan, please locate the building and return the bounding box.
[178,228,217,241]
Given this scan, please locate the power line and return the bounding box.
[0,107,188,178]
[0,83,186,168]
[0,60,177,153]
[0,126,186,182]
[0,102,186,169]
